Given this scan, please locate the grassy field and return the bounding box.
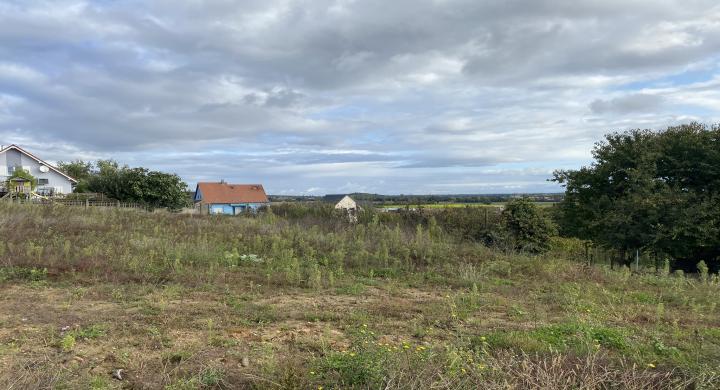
[0,203,718,389]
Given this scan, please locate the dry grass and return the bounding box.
[0,204,718,389]
[382,352,701,390]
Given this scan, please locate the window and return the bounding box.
[38,179,49,185]
[37,188,53,196]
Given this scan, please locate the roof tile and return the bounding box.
[196,182,269,204]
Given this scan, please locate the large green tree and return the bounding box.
[553,123,720,272]
[57,160,93,192]
[58,160,190,210]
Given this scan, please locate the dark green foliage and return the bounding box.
[553,123,720,271]
[58,159,189,210]
[497,198,557,253]
[56,160,93,192]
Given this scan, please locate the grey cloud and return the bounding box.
[590,94,665,114]
[0,1,719,193]
[244,88,307,108]
[399,156,497,168]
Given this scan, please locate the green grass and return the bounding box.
[0,203,717,389]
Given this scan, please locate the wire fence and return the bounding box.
[1,196,145,210]
[54,199,145,209]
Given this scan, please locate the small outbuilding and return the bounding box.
[323,194,361,222]
[194,182,269,215]
[323,194,359,212]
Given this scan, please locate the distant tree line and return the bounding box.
[553,123,720,272]
[57,160,190,210]
[269,193,564,204]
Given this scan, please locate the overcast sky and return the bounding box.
[1,1,719,195]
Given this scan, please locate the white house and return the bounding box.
[0,144,77,196]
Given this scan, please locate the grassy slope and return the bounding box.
[0,204,718,389]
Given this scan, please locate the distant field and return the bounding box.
[378,203,497,209]
[378,202,558,209]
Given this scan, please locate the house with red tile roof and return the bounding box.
[193,182,269,215]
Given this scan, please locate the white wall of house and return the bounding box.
[0,148,74,194]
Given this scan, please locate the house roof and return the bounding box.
[0,144,78,183]
[196,182,269,204]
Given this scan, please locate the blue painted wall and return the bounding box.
[209,203,267,215]
[209,204,234,215]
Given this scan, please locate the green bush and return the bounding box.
[497,198,557,253]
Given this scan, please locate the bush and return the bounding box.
[497,199,557,253]
[59,160,189,210]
